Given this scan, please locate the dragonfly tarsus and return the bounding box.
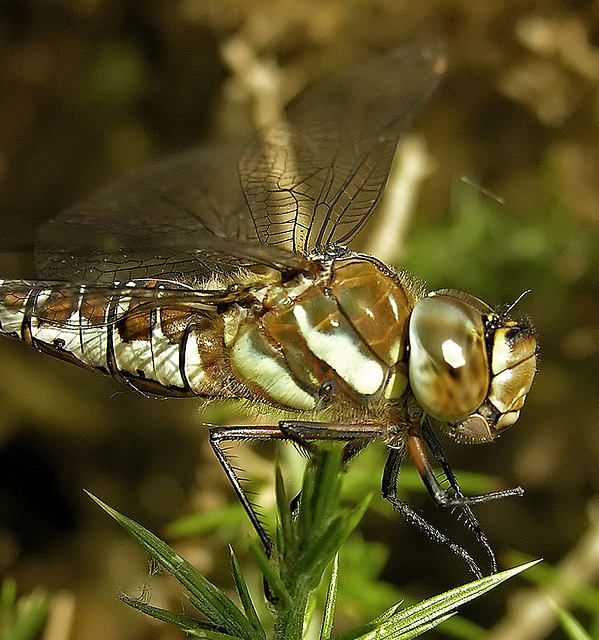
[382,446,485,578]
[422,422,524,505]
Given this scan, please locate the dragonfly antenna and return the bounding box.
[505,289,532,315]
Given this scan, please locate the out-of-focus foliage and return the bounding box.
[0,578,48,640]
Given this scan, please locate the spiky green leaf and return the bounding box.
[87,492,255,640]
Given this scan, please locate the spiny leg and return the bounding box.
[410,422,495,572]
[279,420,385,442]
[381,445,484,578]
[209,425,287,557]
[210,421,384,555]
[407,419,523,574]
[418,421,523,574]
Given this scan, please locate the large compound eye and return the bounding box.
[408,294,490,422]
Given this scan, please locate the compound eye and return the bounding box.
[409,294,490,422]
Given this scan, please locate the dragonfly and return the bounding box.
[0,48,536,576]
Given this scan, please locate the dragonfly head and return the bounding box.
[408,289,537,444]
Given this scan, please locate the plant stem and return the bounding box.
[267,445,350,640]
[275,573,313,640]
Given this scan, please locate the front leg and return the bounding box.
[381,446,484,578]
[408,419,522,574]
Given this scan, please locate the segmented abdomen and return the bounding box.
[0,280,230,398]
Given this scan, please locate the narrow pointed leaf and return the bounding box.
[334,560,540,640]
[303,515,346,575]
[311,447,344,528]
[391,560,541,630]
[393,613,455,640]
[229,548,265,639]
[370,602,404,625]
[87,492,254,640]
[120,596,227,634]
[346,495,373,535]
[297,458,317,540]
[249,543,291,607]
[319,554,339,640]
[275,521,285,558]
[307,492,373,574]
[275,464,294,554]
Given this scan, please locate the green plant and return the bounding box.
[0,578,48,640]
[89,444,537,640]
[550,600,592,640]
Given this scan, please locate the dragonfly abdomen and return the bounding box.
[0,280,224,397]
[0,280,111,372]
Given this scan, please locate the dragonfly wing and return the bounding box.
[36,145,306,284]
[35,48,444,284]
[241,48,446,254]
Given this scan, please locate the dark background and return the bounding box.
[0,2,598,639]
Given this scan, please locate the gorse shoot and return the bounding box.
[89,443,537,639]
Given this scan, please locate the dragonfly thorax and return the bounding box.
[225,256,417,413]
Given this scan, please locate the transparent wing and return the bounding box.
[36,145,307,284]
[0,279,245,327]
[35,48,445,285]
[241,48,446,254]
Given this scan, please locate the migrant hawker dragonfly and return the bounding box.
[0,48,536,576]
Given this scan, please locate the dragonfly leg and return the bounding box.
[408,419,523,574]
[209,425,289,556]
[382,446,484,578]
[420,421,524,505]
[417,421,523,574]
[279,420,384,444]
[210,421,384,554]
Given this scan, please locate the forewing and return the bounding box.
[0,279,241,327]
[240,48,446,254]
[36,145,306,284]
[34,48,444,284]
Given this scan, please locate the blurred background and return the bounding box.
[0,1,598,639]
